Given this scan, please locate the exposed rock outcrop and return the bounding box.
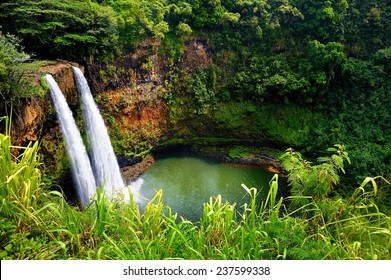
[9,61,84,179]
[12,61,83,146]
[121,154,155,183]
[9,37,285,187]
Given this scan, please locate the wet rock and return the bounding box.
[121,154,155,183]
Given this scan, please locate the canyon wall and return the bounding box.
[9,37,284,187]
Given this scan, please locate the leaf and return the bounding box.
[241,183,251,196]
[359,177,378,195]
[317,156,331,163]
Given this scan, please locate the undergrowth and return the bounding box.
[213,102,328,147]
[1,117,390,260]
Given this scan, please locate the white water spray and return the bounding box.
[45,74,96,207]
[129,178,145,206]
[72,67,125,199]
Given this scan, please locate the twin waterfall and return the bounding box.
[45,74,97,206]
[45,67,129,207]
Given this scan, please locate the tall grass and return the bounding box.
[1,116,59,258]
[1,116,390,259]
[0,117,43,223]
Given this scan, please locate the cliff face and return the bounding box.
[9,61,84,179]
[85,37,215,158]
[39,61,83,103]
[84,37,284,174]
[9,50,170,179]
[12,61,82,146]
[10,36,282,183]
[9,51,171,179]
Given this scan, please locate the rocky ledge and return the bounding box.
[11,60,83,148]
[120,154,155,183]
[190,145,286,175]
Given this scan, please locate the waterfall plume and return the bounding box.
[72,67,126,200]
[45,74,96,207]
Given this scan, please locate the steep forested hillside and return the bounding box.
[1,0,391,261]
[0,0,390,189]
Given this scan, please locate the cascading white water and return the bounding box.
[72,67,126,199]
[45,74,96,207]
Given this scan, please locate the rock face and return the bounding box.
[121,154,155,183]
[12,97,48,144]
[86,38,171,159]
[12,61,82,147]
[39,61,83,102]
[10,56,169,185]
[10,37,284,190]
[9,61,84,181]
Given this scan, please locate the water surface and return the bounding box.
[131,153,275,221]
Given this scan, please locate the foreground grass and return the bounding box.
[1,118,390,260]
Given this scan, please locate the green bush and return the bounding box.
[0,0,120,62]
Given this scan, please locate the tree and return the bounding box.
[0,32,30,116]
[98,0,170,45]
[305,40,347,88]
[290,0,348,41]
[344,0,391,56]
[0,0,120,62]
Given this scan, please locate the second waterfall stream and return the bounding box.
[72,67,125,195]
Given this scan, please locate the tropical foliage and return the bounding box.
[1,123,390,259]
[0,0,389,181]
[0,0,119,62]
[0,32,30,114]
[0,0,390,260]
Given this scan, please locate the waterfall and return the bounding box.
[45,74,96,207]
[72,67,126,199]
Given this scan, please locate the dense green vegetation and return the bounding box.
[0,31,52,119]
[0,0,119,62]
[0,0,390,259]
[1,123,390,259]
